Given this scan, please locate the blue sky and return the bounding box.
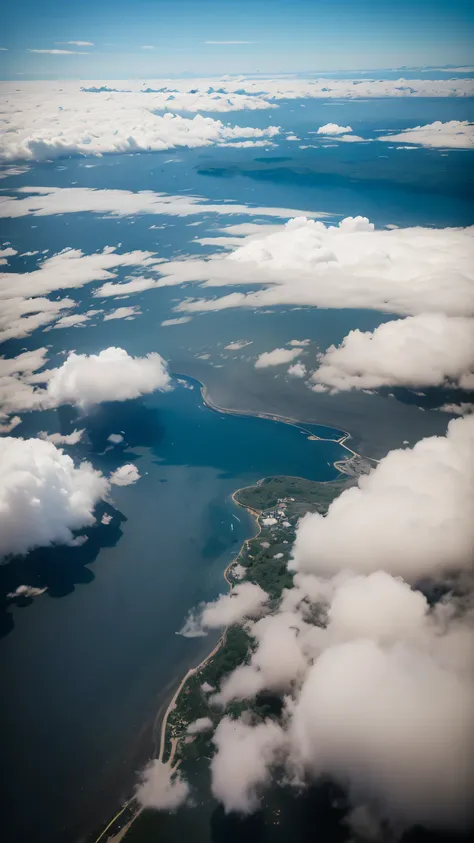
[1,0,474,79]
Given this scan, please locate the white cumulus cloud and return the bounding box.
[211,717,286,814]
[109,463,141,486]
[316,123,353,135]
[287,362,307,378]
[379,120,474,149]
[135,761,189,811]
[187,716,213,735]
[0,82,280,162]
[312,314,474,392]
[0,436,109,558]
[255,347,301,368]
[44,347,171,408]
[170,216,474,319]
[179,582,269,637]
[291,415,474,581]
[38,429,85,445]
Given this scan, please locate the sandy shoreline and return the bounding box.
[158,494,261,769]
[95,375,369,842]
[95,495,261,843]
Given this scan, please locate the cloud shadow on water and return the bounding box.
[0,503,126,639]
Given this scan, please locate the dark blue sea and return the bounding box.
[1,92,473,843]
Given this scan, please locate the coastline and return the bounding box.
[197,378,377,469]
[158,493,261,769]
[94,375,369,842]
[95,500,261,843]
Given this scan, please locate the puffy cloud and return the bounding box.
[312,314,474,392]
[135,761,189,811]
[439,402,474,416]
[211,717,286,814]
[109,463,140,486]
[187,717,213,735]
[107,433,124,444]
[0,246,17,265]
[0,82,279,162]
[316,123,353,135]
[0,436,109,558]
[1,347,170,421]
[288,338,310,346]
[44,347,171,408]
[0,415,21,434]
[179,582,269,637]
[38,429,85,445]
[103,305,141,321]
[289,637,474,830]
[291,415,474,581]
[215,611,309,705]
[287,362,306,378]
[325,571,429,644]
[208,417,474,832]
[255,347,301,368]
[379,120,474,149]
[3,79,471,164]
[210,579,474,831]
[206,76,473,100]
[199,582,269,628]
[171,216,474,318]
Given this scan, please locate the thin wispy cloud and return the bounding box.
[140,45,155,50]
[204,40,256,44]
[57,41,94,47]
[0,47,8,51]
[27,49,88,55]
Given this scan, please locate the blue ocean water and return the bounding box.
[1,375,347,843]
[1,93,474,843]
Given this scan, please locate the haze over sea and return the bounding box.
[1,19,474,839]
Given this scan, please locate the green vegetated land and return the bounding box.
[164,476,350,763]
[122,475,349,843]
[235,475,348,516]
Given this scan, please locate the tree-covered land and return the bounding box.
[164,475,349,764]
[234,475,349,514]
[119,475,349,843]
